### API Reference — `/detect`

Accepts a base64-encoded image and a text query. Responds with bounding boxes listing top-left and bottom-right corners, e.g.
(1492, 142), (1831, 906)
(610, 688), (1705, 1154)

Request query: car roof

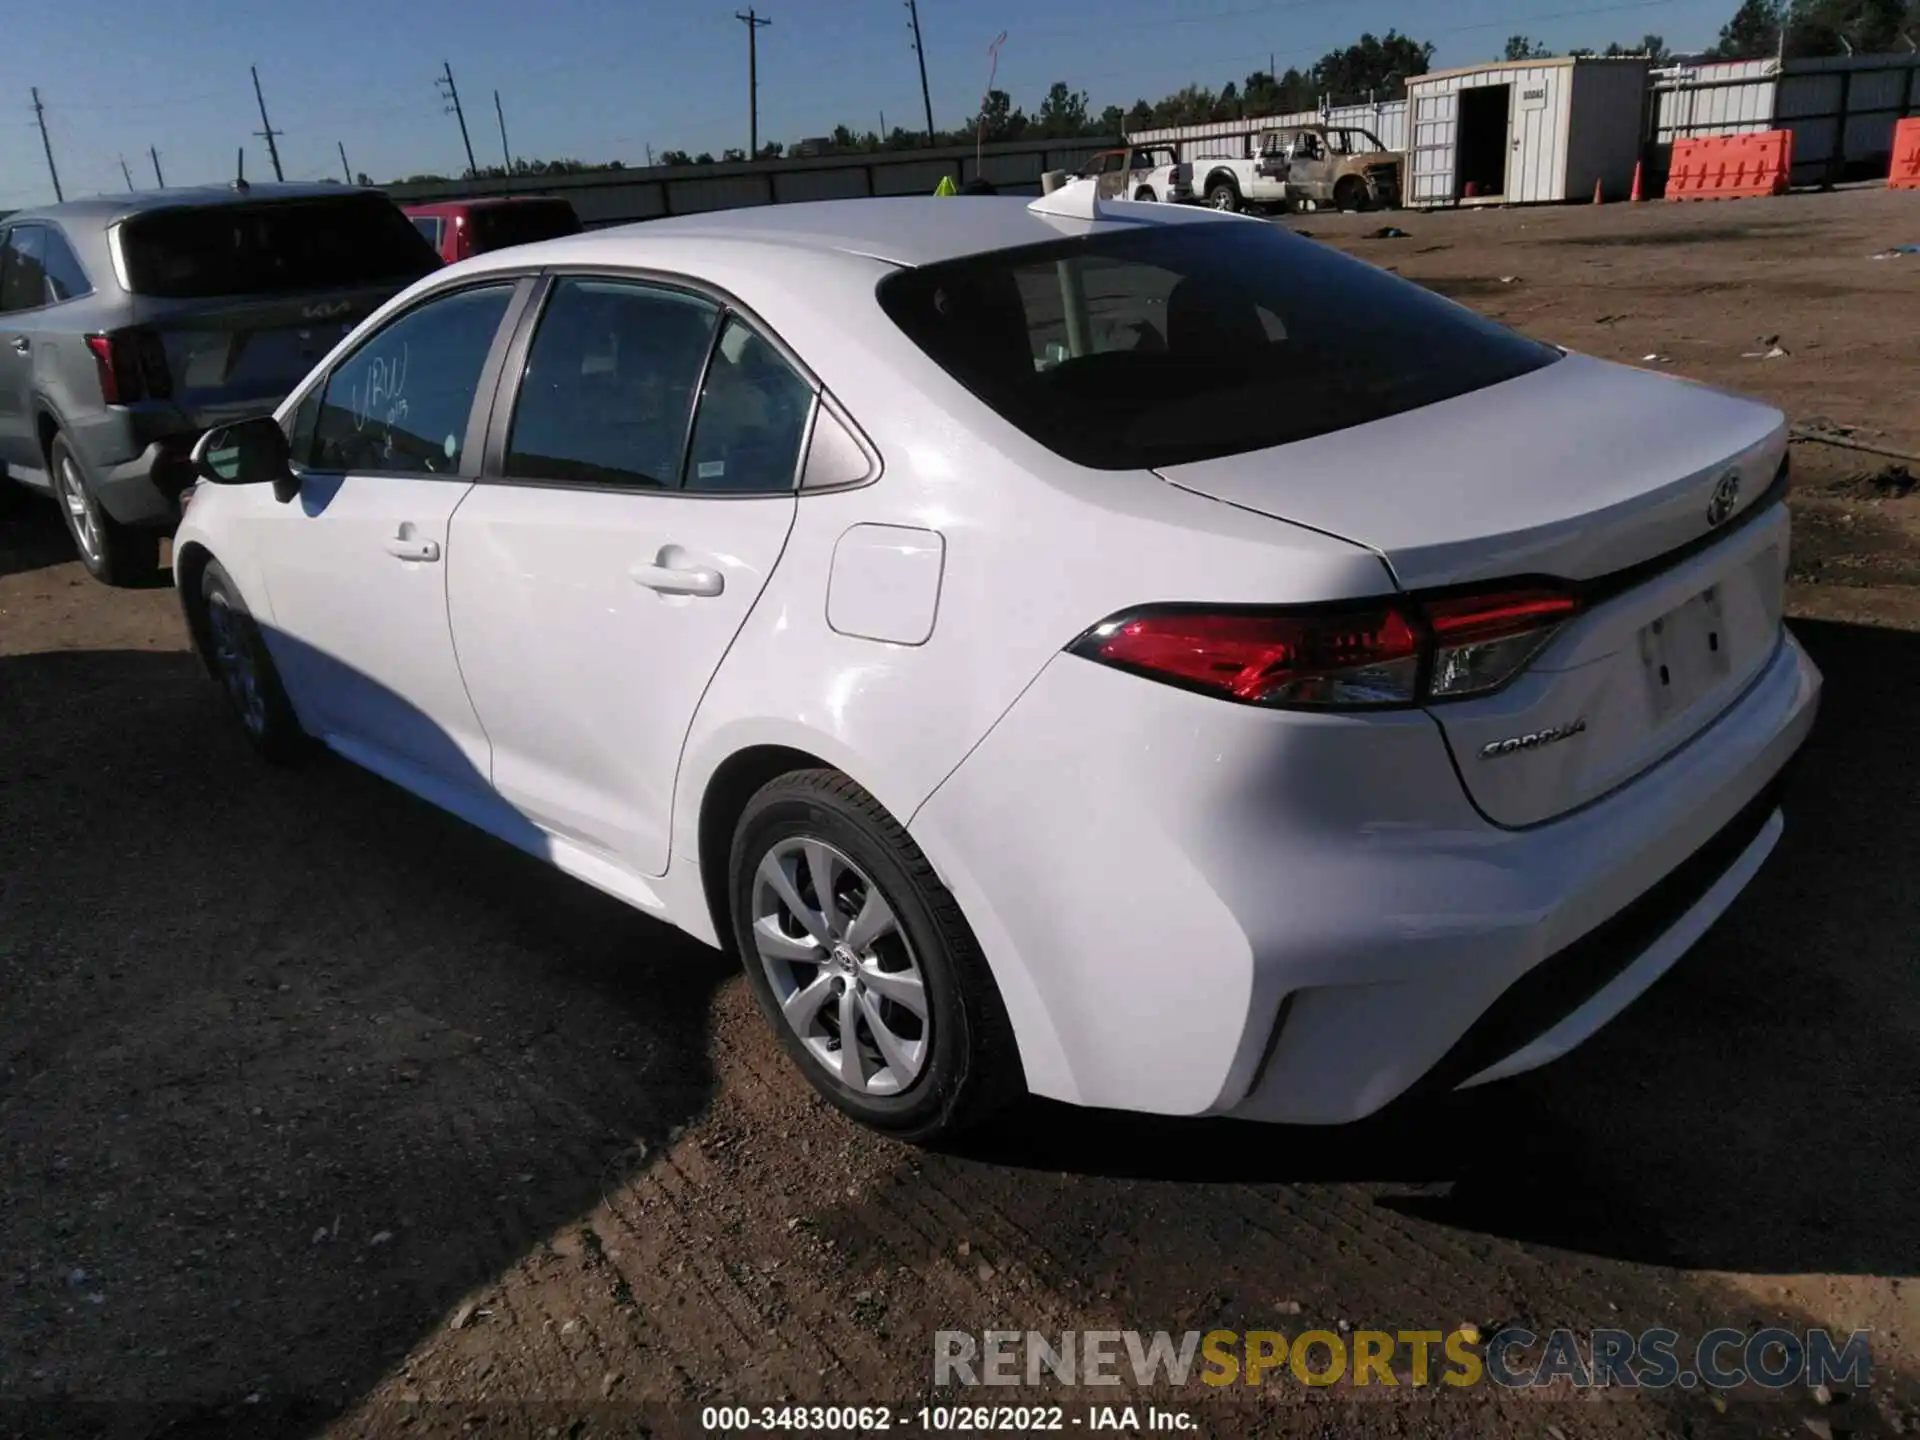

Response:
(456, 194), (1234, 271)
(3, 182), (391, 229)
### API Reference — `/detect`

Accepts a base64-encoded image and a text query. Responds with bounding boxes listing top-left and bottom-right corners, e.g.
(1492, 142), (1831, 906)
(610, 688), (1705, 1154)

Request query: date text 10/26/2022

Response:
(700, 1406), (1193, 1432)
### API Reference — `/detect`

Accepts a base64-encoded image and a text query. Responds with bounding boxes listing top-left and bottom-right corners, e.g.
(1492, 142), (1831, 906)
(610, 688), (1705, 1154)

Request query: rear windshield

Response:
(875, 222), (1561, 470)
(121, 196), (440, 299)
(470, 201), (582, 253)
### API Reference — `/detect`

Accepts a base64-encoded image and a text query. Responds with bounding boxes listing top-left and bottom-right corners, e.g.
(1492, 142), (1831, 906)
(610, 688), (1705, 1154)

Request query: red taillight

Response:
(1071, 604), (1424, 709)
(1071, 586), (1581, 711)
(85, 334), (127, 404)
(84, 329), (171, 405)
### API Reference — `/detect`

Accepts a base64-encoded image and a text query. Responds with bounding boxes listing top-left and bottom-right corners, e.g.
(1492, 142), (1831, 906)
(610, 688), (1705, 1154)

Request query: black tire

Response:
(729, 769), (1023, 1143)
(48, 432), (161, 586)
(1334, 177), (1369, 213)
(1134, 186), (1157, 203)
(199, 560), (309, 765)
(1205, 177), (1241, 211)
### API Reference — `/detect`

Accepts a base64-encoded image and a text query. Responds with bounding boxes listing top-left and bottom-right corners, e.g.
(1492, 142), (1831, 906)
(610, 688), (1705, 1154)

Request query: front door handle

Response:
(631, 546), (724, 598)
(385, 536), (441, 562)
(9, 337), (26, 354)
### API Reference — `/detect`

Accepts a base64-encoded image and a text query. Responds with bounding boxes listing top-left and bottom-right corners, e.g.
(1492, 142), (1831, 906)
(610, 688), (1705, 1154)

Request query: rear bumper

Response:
(90, 439), (199, 527)
(910, 627), (1821, 1122)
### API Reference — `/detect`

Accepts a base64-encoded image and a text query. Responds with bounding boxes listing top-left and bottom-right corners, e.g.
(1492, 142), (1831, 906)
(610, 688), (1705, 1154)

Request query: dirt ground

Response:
(2, 187), (1917, 1440)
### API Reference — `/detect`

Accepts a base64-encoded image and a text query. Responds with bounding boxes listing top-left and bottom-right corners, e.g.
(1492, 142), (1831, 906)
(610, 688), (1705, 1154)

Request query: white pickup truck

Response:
(1186, 123), (1403, 214)
(1076, 145), (1194, 204)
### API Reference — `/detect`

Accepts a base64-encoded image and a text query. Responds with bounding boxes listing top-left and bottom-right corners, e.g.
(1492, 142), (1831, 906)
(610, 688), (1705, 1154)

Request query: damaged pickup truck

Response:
(1256, 123), (1404, 212)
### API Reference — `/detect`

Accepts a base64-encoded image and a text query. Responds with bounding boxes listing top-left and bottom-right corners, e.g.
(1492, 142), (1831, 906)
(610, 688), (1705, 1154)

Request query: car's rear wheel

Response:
(49, 434), (160, 586)
(200, 559), (309, 764)
(729, 769), (1022, 1143)
(1206, 178), (1241, 211)
(1134, 186), (1157, 202)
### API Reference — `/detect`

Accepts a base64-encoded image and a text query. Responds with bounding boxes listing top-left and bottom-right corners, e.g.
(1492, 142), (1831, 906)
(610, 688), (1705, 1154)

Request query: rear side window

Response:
(410, 215), (445, 249)
(506, 279), (720, 489)
(683, 318), (815, 493)
(40, 228), (91, 302)
(0, 227), (46, 313)
(469, 202), (582, 254)
(120, 196), (439, 299)
(876, 222), (1560, 470)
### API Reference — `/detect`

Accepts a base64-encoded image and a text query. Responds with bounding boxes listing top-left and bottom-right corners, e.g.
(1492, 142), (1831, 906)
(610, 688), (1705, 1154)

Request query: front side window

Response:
(410, 215), (445, 249)
(506, 279), (719, 489)
(876, 223), (1561, 470)
(309, 283), (514, 475)
(683, 317), (815, 494)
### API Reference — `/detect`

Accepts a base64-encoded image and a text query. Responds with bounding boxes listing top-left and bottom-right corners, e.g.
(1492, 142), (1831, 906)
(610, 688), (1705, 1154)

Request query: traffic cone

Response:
(1593, 177), (1604, 204)
(1630, 160), (1645, 202)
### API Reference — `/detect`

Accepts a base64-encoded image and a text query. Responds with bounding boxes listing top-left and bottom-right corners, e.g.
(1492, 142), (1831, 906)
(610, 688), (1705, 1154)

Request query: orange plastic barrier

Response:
(1892, 117), (1920, 191)
(1666, 130), (1793, 202)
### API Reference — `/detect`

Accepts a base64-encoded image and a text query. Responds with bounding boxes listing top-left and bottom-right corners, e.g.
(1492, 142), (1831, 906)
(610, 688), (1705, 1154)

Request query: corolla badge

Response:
(1480, 718), (1587, 760)
(1706, 470), (1742, 528)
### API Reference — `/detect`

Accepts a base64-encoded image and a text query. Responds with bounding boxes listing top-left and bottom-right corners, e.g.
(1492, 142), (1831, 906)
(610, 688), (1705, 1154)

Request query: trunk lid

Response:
(128, 288), (396, 427)
(1155, 353), (1791, 826)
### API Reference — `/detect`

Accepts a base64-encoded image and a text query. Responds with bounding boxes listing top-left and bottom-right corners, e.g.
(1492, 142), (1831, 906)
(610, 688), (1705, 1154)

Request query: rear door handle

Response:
(385, 537), (441, 562)
(631, 547), (724, 597)
(633, 563), (724, 597)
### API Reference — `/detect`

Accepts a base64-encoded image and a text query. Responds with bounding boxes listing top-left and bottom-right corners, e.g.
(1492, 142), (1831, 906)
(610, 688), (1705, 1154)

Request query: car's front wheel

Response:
(729, 769), (1021, 1143)
(199, 559), (309, 764)
(1134, 186), (1157, 203)
(1206, 179), (1241, 211)
(49, 434), (160, 587)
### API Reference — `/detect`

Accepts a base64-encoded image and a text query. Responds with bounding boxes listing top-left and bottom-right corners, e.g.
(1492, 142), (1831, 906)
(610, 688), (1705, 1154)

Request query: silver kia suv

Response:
(0, 183), (439, 584)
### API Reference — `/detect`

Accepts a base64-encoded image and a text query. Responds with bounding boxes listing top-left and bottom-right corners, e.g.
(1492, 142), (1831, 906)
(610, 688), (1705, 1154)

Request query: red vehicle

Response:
(403, 196), (582, 264)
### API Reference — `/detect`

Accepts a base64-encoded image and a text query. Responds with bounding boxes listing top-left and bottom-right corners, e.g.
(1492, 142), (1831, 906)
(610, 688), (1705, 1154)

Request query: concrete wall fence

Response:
(383, 135), (1120, 229)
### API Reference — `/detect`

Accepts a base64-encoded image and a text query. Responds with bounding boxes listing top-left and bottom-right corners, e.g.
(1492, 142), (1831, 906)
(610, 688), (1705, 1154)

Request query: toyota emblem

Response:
(1707, 470), (1742, 528)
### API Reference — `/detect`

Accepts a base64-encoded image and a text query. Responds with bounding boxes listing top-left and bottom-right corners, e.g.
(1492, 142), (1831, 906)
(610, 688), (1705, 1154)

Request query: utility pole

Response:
(735, 9), (772, 158)
(119, 156), (135, 191)
(905, 0), (935, 141)
(251, 65), (285, 181)
(150, 145), (165, 187)
(338, 140), (353, 184)
(493, 89), (515, 174)
(31, 88), (63, 203)
(437, 61), (478, 177)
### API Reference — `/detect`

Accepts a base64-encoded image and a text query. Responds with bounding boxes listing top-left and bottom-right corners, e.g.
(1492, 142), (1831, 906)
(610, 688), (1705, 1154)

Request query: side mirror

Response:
(191, 415), (299, 504)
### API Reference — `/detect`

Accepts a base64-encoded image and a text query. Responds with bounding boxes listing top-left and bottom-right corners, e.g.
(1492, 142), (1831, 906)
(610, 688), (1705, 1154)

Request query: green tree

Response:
(756, 141), (784, 159)
(1783, 0), (1916, 53)
(1034, 81), (1091, 137)
(1124, 98), (1155, 130)
(976, 89), (1029, 141)
(1313, 31), (1435, 99)
(1505, 34), (1553, 59)
(1713, 0), (1786, 54)
(1097, 103), (1125, 135)
(660, 149), (691, 166)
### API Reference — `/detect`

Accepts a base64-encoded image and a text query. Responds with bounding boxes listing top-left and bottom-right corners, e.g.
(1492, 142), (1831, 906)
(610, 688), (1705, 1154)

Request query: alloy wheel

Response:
(207, 594), (268, 738)
(750, 837), (930, 1096)
(56, 454), (102, 565)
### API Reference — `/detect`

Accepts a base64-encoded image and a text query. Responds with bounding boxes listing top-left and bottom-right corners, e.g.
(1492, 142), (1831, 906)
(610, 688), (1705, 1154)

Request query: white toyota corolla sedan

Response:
(173, 187), (1820, 1142)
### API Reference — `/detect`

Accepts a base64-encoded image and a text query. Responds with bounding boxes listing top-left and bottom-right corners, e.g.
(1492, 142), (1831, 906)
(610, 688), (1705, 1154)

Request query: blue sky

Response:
(1, 0), (1736, 205)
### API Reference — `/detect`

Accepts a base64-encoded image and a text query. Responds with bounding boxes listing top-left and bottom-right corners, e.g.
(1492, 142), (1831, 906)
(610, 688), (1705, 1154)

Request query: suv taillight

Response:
(83, 328), (173, 405)
(1069, 586), (1582, 711)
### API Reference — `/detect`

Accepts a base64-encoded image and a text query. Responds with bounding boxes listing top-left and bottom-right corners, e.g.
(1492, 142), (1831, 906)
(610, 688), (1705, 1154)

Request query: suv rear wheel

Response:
(49, 433), (160, 586)
(729, 769), (1022, 1143)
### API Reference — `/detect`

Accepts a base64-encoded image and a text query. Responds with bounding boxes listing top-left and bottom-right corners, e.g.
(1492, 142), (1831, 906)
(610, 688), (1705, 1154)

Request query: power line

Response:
(251, 65), (286, 182)
(30, 88), (64, 203)
(735, 9), (773, 158)
(494, 89), (515, 174)
(436, 61), (478, 178)
(905, 0), (936, 140)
